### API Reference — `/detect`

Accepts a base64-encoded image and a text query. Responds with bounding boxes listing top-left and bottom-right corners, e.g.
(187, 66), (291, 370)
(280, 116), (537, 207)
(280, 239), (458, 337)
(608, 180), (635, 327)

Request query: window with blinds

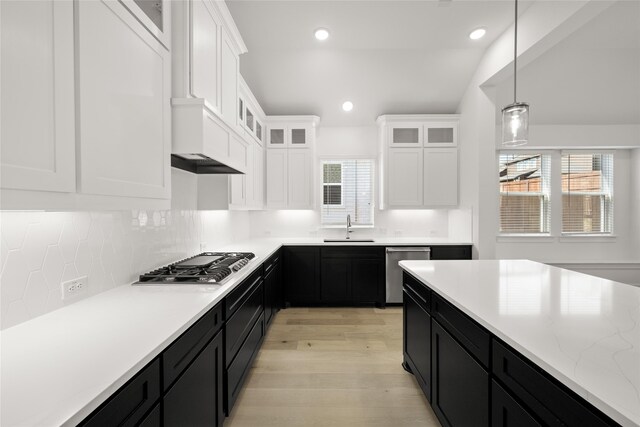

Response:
(499, 153), (551, 234)
(561, 153), (613, 234)
(321, 160), (374, 226)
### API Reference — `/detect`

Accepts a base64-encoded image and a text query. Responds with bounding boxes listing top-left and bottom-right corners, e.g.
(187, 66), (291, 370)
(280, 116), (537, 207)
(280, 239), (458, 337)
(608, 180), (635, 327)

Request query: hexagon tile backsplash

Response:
(0, 210), (207, 330)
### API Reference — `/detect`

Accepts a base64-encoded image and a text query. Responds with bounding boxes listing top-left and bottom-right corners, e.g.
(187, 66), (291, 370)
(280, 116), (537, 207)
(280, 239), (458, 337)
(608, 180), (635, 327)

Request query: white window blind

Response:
(561, 153), (613, 234)
(499, 153), (551, 234)
(321, 160), (374, 226)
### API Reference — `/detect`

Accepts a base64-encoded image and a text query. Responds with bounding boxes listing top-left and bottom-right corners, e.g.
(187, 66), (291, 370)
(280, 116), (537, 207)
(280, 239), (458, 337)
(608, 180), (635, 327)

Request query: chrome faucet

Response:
(346, 214), (353, 239)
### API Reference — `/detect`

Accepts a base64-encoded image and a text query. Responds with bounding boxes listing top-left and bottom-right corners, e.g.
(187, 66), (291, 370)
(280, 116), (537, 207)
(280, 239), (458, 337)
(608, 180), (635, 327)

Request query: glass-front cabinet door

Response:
(424, 122), (458, 147)
(120, 0), (170, 48)
(389, 124), (423, 147)
(268, 127), (287, 148)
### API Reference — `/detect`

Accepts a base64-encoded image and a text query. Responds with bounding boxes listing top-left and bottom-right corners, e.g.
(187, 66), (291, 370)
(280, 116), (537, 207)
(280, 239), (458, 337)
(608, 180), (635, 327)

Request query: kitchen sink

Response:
(323, 239), (375, 243)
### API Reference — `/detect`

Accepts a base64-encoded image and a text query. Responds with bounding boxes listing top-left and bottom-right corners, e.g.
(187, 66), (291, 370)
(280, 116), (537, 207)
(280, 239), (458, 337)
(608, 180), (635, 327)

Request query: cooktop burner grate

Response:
(136, 252), (255, 285)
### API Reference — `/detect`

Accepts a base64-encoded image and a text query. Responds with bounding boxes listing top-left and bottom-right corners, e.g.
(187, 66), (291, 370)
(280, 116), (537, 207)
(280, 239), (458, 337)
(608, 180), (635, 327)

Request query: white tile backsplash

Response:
(0, 209), (250, 330)
(0, 205), (466, 330)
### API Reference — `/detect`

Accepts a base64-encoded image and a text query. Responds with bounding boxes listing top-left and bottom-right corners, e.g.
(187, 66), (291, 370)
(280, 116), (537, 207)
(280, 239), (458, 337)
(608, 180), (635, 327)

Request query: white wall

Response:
(0, 209), (251, 330)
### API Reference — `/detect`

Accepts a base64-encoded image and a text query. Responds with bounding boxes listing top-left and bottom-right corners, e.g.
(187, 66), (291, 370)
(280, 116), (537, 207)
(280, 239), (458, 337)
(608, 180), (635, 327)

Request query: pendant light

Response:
(502, 0), (529, 146)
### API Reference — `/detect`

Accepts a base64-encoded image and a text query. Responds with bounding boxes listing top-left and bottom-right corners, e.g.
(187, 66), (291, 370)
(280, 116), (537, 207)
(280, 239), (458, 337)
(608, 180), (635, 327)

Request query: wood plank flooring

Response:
(226, 307), (441, 427)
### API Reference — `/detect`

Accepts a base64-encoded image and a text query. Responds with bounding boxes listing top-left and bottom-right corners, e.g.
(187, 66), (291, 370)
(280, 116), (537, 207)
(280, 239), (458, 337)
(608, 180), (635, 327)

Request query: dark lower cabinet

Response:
(284, 246), (320, 305)
(226, 314), (265, 414)
(403, 286), (432, 401)
(351, 258), (383, 303)
(317, 247), (384, 306)
(430, 245), (472, 260)
(138, 403), (161, 427)
(164, 329), (224, 427)
(264, 250), (283, 326)
(321, 258), (351, 302)
(431, 320), (489, 427)
(492, 380), (541, 427)
(81, 359), (161, 427)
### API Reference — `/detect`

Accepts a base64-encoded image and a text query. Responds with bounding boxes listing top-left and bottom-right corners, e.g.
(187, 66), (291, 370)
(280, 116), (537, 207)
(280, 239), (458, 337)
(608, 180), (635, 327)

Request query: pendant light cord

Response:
(513, 0), (518, 103)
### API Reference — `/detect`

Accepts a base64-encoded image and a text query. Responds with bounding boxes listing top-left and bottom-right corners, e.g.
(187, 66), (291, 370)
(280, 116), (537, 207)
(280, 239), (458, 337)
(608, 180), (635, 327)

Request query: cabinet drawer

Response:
(226, 313), (266, 414)
(82, 358), (160, 427)
(321, 246), (384, 259)
(430, 245), (471, 260)
(492, 340), (614, 427)
(492, 380), (541, 427)
(226, 268), (263, 319)
(403, 272), (431, 312)
(163, 303), (223, 391)
(264, 251), (281, 275)
(226, 279), (264, 364)
(432, 293), (490, 367)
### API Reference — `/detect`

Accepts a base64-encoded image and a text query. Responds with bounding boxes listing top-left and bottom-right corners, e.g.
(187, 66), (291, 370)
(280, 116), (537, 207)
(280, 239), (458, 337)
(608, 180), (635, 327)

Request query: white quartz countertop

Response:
(0, 236), (470, 426)
(399, 259), (640, 427)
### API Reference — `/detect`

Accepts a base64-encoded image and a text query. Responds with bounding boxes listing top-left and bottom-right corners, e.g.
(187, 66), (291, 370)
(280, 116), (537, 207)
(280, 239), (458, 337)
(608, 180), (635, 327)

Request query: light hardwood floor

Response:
(226, 307), (441, 427)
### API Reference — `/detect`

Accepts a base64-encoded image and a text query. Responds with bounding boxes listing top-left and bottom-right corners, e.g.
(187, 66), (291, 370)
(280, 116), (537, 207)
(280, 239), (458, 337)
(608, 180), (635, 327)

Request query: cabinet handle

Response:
(386, 247), (431, 253)
(404, 283), (428, 305)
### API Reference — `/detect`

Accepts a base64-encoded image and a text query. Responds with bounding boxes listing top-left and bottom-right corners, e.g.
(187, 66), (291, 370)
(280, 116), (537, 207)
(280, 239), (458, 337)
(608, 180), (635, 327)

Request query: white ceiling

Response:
(228, 0), (533, 126)
(495, 0), (640, 125)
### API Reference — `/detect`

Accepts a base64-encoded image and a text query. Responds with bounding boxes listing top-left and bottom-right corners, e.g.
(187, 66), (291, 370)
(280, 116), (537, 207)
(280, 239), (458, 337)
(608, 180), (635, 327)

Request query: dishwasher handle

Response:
(386, 247), (431, 253)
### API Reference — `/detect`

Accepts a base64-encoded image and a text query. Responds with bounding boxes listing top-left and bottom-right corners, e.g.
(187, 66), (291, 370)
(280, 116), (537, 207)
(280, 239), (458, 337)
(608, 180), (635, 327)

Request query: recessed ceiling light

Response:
(342, 101), (353, 112)
(314, 28), (330, 41)
(469, 27), (487, 40)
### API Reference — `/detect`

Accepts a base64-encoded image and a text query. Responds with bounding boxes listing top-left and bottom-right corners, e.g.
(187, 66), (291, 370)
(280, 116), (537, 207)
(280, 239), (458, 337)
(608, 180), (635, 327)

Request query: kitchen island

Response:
(399, 259), (639, 427)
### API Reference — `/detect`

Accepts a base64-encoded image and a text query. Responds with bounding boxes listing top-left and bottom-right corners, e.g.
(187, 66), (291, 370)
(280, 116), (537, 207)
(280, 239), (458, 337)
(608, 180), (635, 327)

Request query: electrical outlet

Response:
(61, 276), (88, 301)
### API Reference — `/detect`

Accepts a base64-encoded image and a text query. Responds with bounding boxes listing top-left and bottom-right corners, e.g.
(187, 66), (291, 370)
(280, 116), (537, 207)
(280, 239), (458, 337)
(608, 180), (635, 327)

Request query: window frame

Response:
(498, 151), (552, 236)
(322, 161), (345, 209)
(496, 149), (616, 239)
(319, 157), (375, 228)
(560, 150), (614, 236)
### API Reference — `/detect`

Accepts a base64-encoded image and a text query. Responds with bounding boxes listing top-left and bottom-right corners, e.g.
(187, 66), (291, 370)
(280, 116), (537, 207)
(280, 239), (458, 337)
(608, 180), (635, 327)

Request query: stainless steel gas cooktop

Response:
(135, 252), (255, 285)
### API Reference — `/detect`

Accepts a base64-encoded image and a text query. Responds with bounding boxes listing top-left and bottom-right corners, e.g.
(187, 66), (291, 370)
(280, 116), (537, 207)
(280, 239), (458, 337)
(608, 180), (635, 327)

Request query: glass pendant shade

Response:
(501, 102), (529, 146)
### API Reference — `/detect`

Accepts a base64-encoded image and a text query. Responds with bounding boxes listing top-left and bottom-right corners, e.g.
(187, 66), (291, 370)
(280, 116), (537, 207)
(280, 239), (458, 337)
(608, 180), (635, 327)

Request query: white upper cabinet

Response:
(1, 0), (76, 193)
(287, 149), (313, 208)
(77, 0), (170, 199)
(238, 75), (266, 145)
(265, 150), (288, 209)
(264, 116), (319, 209)
(171, 0), (246, 123)
(189, 0), (220, 112)
(120, 0), (171, 48)
(423, 149), (458, 207)
(387, 148), (424, 207)
(220, 28), (239, 128)
(378, 114), (459, 209)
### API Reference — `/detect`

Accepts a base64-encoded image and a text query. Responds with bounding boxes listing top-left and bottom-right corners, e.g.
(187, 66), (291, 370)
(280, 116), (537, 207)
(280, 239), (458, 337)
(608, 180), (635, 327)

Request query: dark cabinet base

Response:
(164, 330), (224, 427)
(431, 320), (489, 427)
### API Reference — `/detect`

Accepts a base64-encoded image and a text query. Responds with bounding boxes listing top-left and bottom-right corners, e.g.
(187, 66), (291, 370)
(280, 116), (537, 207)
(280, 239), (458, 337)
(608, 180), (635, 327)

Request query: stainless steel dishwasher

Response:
(385, 247), (431, 303)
